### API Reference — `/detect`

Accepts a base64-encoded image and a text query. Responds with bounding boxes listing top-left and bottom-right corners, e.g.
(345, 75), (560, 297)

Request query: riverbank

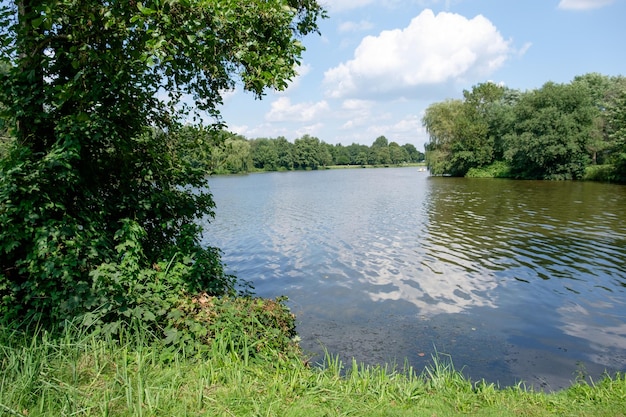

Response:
(241, 162), (426, 174)
(323, 162), (426, 170)
(2, 319), (624, 416)
(466, 161), (625, 183)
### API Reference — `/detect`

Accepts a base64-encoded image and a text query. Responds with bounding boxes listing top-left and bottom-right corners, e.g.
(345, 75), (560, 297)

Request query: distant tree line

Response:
(178, 129), (425, 174)
(423, 73), (626, 181)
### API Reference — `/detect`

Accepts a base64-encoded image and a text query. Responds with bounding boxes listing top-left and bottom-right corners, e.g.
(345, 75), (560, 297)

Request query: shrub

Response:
(164, 295), (300, 360)
(466, 161), (512, 178)
(583, 164), (620, 182)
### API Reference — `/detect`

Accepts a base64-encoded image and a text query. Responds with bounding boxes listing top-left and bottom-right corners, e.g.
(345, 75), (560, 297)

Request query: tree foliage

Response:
(0, 0), (325, 327)
(503, 82), (593, 180)
(605, 86), (626, 180)
(201, 133), (424, 173)
(423, 74), (626, 181)
(423, 99), (465, 175)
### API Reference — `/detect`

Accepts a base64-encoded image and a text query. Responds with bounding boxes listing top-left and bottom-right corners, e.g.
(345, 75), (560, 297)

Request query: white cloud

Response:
(323, 9), (512, 99)
(339, 103), (374, 129)
(517, 42), (532, 58)
(363, 114), (425, 143)
(333, 99), (429, 148)
(558, 0), (615, 10)
(265, 97), (330, 122)
(341, 99), (374, 111)
(338, 20), (375, 33)
(229, 122), (292, 139)
(295, 123), (325, 137)
(228, 124), (249, 136)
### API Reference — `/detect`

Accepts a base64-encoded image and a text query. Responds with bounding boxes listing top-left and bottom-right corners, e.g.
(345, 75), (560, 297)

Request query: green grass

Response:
(1, 324), (625, 416)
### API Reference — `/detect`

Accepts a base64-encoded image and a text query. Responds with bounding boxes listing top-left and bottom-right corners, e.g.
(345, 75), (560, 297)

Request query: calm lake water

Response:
(201, 167), (626, 390)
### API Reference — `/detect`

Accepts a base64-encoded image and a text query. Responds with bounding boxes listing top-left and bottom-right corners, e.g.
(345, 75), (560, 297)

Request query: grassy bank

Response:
(465, 161), (626, 183)
(1, 321), (625, 417)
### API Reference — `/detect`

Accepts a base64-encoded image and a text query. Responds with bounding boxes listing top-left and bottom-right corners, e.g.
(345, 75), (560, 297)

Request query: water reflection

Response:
(420, 177), (626, 382)
(203, 169), (626, 388)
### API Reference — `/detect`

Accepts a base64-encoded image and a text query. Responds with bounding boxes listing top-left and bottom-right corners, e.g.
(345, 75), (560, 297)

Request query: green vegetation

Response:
(1, 2), (624, 415)
(183, 130), (425, 175)
(466, 161), (512, 178)
(0, 0), (325, 330)
(423, 74), (626, 181)
(583, 164), (621, 182)
(2, 322), (625, 416)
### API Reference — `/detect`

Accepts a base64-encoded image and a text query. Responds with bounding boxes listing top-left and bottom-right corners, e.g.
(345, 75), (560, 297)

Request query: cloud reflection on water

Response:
(204, 169), (626, 386)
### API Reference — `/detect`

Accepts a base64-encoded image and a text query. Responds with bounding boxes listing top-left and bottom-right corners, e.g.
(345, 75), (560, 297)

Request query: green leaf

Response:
(137, 2), (156, 15)
(31, 17), (43, 28)
(163, 327), (179, 344)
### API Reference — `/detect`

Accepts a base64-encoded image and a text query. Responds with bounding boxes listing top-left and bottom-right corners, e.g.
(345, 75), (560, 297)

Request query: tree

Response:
(372, 136), (389, 148)
(605, 77), (626, 180)
(572, 73), (614, 165)
(389, 141), (409, 164)
(293, 134), (330, 169)
(275, 136), (295, 170)
(0, 0), (325, 326)
(487, 88), (520, 161)
(251, 138), (280, 171)
(220, 134), (252, 174)
(422, 99), (464, 175)
(368, 136), (391, 165)
(345, 143), (368, 165)
(332, 144), (351, 165)
(454, 82), (506, 170)
(402, 143), (424, 162)
(504, 82), (593, 180)
(424, 82), (505, 176)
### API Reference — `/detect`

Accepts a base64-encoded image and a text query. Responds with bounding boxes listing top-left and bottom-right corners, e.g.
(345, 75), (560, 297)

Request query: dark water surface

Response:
(201, 167), (626, 390)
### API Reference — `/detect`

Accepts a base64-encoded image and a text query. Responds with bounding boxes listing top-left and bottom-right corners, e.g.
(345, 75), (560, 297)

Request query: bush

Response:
(164, 295), (300, 360)
(583, 164), (618, 182)
(466, 161), (512, 178)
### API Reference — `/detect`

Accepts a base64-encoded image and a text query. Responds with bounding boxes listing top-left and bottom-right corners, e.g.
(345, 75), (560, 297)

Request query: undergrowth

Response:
(466, 161), (512, 178)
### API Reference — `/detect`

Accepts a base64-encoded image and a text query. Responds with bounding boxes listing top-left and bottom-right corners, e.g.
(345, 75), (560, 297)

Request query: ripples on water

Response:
(202, 168), (626, 390)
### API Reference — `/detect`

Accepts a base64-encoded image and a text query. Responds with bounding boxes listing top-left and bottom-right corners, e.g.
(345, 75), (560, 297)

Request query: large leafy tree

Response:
(572, 73), (614, 165)
(251, 138), (280, 170)
(456, 82), (506, 169)
(0, 0), (324, 325)
(605, 77), (626, 180)
(401, 143), (424, 163)
(504, 82), (594, 180)
(388, 141), (409, 164)
(293, 134), (330, 169)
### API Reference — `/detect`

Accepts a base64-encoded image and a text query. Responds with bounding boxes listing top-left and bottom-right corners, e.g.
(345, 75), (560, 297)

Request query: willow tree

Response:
(422, 99), (464, 175)
(423, 83), (506, 176)
(0, 0), (325, 326)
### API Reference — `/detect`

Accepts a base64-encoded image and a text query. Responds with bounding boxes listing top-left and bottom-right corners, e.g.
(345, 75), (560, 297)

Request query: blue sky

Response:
(218, 0), (625, 151)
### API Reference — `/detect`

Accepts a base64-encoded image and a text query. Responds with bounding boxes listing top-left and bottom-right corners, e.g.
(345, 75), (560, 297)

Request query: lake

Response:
(200, 167), (626, 390)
